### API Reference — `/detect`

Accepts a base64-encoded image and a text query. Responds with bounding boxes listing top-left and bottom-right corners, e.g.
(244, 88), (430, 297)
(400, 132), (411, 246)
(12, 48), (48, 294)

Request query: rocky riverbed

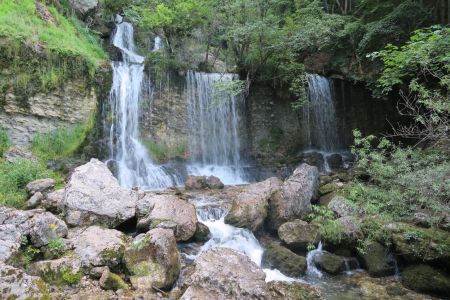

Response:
(1, 158), (449, 299)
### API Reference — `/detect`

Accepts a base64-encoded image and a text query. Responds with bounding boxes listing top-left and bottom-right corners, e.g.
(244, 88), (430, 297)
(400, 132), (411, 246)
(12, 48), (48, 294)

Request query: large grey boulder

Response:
(313, 251), (346, 275)
(180, 248), (269, 299)
(0, 262), (50, 299)
(68, 226), (126, 270)
(278, 219), (320, 251)
(225, 177), (282, 232)
(62, 158), (137, 227)
(0, 224), (22, 263)
(28, 211), (68, 247)
(124, 228), (180, 290)
(269, 164), (319, 230)
(136, 193), (197, 241)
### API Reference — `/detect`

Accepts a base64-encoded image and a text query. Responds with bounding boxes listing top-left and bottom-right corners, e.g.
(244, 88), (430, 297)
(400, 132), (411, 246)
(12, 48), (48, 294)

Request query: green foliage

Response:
(48, 238), (65, 258)
(347, 130), (450, 227)
(0, 0), (106, 101)
(0, 159), (61, 208)
(32, 116), (94, 161)
(142, 139), (186, 163)
(308, 205), (344, 245)
(62, 269), (82, 286)
(0, 127), (9, 157)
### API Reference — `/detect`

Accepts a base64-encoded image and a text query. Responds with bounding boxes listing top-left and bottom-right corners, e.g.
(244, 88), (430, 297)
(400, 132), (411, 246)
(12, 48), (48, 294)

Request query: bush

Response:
(31, 122), (92, 161)
(0, 127), (9, 157)
(0, 159), (60, 208)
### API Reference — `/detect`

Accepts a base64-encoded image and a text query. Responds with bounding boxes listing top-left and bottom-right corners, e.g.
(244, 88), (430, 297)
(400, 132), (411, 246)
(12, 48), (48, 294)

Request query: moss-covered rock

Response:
(262, 241), (307, 277)
(319, 182), (340, 196)
(268, 281), (324, 299)
(30, 256), (82, 287)
(386, 223), (450, 265)
(401, 264), (450, 297)
(124, 228), (180, 290)
(99, 269), (129, 291)
(278, 219), (320, 252)
(359, 241), (395, 277)
(313, 251), (346, 275)
(192, 222), (210, 242)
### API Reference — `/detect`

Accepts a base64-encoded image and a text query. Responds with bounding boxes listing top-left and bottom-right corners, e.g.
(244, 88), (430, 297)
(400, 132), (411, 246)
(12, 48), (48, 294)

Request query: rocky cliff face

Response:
(0, 80), (97, 145)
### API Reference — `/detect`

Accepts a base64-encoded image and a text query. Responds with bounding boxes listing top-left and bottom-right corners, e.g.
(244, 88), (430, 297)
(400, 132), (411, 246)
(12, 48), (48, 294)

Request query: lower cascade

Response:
(186, 71), (249, 184)
(108, 17), (182, 189)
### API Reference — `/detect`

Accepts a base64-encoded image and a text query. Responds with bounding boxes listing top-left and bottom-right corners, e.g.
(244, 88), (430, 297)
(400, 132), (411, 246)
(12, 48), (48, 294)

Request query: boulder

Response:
(26, 191), (44, 209)
(62, 158), (137, 227)
(41, 188), (64, 211)
(4, 145), (37, 162)
(28, 211), (68, 247)
(180, 248), (268, 299)
(69, 226), (126, 270)
(268, 281), (324, 300)
(313, 251), (346, 275)
(124, 228), (180, 290)
(99, 269), (129, 291)
(278, 219), (320, 251)
(262, 241), (307, 277)
(318, 182), (340, 196)
(26, 178), (55, 195)
(69, 0), (99, 19)
(359, 241), (396, 277)
(268, 164), (319, 230)
(192, 222), (210, 242)
(327, 196), (357, 217)
(335, 216), (363, 246)
(0, 262), (50, 299)
(225, 177), (282, 232)
(0, 224), (22, 263)
(326, 153), (343, 169)
(136, 193), (197, 241)
(401, 264), (450, 297)
(184, 175), (224, 190)
(386, 222), (450, 264)
(30, 256), (82, 286)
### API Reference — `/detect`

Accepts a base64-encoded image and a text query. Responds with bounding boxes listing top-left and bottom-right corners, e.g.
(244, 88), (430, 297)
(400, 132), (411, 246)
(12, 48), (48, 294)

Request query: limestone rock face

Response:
(225, 177), (282, 232)
(185, 175), (224, 190)
(124, 228), (180, 290)
(0, 80), (97, 145)
(68, 226), (126, 270)
(136, 193), (197, 241)
(278, 219), (320, 251)
(62, 159), (137, 227)
(0, 262), (50, 299)
(262, 241), (307, 277)
(180, 248), (268, 299)
(269, 164), (319, 230)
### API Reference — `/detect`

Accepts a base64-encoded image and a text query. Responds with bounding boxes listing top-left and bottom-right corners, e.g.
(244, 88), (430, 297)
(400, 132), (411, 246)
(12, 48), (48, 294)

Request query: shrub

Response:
(0, 127), (9, 157)
(0, 159), (60, 208)
(31, 121), (93, 161)
(48, 238), (65, 258)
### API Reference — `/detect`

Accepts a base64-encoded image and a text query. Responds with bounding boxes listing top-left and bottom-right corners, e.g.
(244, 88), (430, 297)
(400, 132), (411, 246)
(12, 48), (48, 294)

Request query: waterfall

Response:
(153, 36), (163, 51)
(302, 74), (341, 152)
(108, 16), (181, 190)
(186, 71), (247, 184)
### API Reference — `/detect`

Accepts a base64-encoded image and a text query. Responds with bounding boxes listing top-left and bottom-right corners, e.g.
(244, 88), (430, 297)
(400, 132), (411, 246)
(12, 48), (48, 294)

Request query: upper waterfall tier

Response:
(108, 17), (181, 190)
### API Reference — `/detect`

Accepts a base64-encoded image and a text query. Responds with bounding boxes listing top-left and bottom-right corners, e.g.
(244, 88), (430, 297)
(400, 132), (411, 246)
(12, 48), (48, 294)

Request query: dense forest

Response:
(0, 0), (449, 299)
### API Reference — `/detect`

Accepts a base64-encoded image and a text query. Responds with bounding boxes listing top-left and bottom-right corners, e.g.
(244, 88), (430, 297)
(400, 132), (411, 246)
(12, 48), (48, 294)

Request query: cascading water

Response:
(108, 16), (181, 190)
(186, 71), (247, 184)
(302, 74), (341, 152)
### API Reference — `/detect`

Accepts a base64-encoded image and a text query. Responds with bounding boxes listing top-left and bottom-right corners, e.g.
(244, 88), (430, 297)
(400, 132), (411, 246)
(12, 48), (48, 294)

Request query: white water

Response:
(186, 71), (247, 185)
(302, 74), (342, 152)
(189, 196), (298, 282)
(306, 241), (324, 278)
(108, 16), (182, 190)
(153, 36), (163, 51)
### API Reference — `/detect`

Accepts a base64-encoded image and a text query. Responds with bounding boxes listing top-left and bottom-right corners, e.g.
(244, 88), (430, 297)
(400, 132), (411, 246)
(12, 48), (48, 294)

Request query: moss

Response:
(101, 271), (129, 291)
(62, 269), (81, 285)
(401, 264), (450, 296)
(37, 265), (81, 287)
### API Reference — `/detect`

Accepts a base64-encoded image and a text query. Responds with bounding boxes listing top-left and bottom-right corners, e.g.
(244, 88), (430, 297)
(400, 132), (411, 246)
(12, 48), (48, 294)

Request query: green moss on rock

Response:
(401, 264), (450, 297)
